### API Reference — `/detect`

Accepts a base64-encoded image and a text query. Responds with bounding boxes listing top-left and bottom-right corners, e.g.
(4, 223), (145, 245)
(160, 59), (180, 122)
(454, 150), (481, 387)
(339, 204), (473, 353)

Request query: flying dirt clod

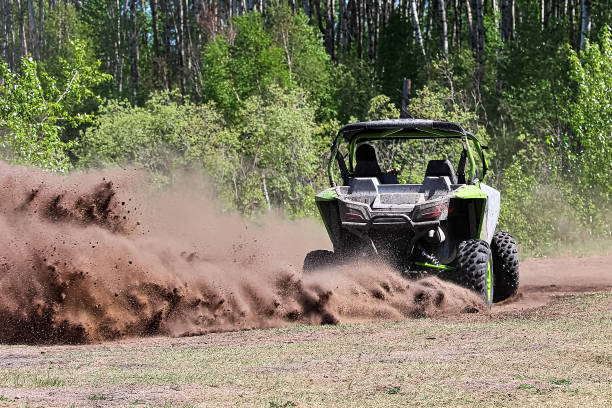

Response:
(0, 162), (484, 344)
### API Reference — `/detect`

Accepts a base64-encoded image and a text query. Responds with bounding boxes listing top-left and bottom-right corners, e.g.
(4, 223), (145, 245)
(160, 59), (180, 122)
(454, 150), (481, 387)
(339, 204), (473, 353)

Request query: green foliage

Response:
(335, 59), (378, 123)
(201, 12), (291, 121)
(565, 27), (612, 202)
(498, 161), (578, 256)
(265, 2), (337, 121)
(0, 42), (110, 171)
(42, 2), (93, 70)
(365, 95), (400, 120)
(200, 37), (236, 117)
(79, 86), (323, 216)
(376, 12), (422, 106)
(78, 91), (239, 202)
(232, 85), (323, 216)
(2, 3), (610, 256)
(400, 84), (489, 184)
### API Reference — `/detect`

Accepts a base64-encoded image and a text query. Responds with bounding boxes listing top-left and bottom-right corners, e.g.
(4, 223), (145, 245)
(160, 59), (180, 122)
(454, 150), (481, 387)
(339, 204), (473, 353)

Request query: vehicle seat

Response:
(424, 159), (458, 184)
(353, 144), (383, 179)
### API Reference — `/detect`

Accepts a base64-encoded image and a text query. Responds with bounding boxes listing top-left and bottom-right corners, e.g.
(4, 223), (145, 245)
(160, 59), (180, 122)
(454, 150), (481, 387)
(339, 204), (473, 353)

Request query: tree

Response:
(234, 85), (322, 215)
(566, 26), (612, 200)
(0, 41), (110, 171)
(78, 91), (238, 195)
(437, 0), (449, 55)
(580, 0), (591, 51)
(201, 11), (291, 121)
(265, 2), (337, 120)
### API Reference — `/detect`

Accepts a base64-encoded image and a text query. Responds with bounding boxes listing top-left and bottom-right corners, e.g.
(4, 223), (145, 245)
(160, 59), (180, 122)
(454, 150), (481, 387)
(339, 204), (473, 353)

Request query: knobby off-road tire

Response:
(303, 250), (336, 273)
(491, 231), (520, 302)
(455, 239), (494, 306)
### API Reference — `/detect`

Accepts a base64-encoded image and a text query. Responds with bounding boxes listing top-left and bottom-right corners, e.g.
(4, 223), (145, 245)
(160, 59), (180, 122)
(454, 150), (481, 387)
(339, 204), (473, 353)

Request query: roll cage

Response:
(328, 119), (488, 187)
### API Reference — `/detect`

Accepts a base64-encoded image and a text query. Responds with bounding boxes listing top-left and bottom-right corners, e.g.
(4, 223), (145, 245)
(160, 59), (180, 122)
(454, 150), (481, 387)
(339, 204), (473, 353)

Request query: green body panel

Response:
(486, 260), (493, 303)
(453, 185), (488, 240)
(315, 188), (338, 201)
(414, 262), (456, 271)
(453, 185), (487, 199)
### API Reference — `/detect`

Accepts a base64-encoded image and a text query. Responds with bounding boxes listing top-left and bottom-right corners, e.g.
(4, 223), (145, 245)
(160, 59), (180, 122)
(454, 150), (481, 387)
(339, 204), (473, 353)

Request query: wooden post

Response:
(401, 78), (412, 118)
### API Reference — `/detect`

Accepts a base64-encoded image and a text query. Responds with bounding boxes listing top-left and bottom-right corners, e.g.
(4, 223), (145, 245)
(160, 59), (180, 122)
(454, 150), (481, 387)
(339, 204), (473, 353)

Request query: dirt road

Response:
(0, 255), (610, 408)
(496, 254), (612, 310)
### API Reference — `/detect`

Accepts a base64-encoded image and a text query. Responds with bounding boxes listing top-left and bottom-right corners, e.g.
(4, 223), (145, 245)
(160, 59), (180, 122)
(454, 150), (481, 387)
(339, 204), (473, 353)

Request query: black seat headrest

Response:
(356, 144), (377, 161)
(424, 159), (457, 184)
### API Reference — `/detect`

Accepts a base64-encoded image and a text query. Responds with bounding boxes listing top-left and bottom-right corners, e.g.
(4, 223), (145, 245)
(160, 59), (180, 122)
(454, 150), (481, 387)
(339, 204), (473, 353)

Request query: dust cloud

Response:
(0, 162), (483, 344)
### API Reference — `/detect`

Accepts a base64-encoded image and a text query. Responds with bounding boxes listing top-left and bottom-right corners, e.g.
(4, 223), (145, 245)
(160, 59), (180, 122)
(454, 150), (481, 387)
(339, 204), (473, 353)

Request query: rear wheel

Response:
(303, 250), (336, 273)
(455, 239), (494, 306)
(491, 231), (520, 302)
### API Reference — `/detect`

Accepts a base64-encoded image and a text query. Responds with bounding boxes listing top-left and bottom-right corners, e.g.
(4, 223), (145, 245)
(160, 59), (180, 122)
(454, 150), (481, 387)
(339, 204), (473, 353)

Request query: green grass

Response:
(0, 291), (610, 407)
(0, 395), (14, 402)
(268, 401), (297, 408)
(0, 371), (65, 388)
(88, 393), (109, 400)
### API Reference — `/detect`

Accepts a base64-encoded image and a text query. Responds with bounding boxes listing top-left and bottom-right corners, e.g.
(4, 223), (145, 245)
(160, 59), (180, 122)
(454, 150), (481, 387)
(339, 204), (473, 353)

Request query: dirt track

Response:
(0, 255), (610, 408)
(0, 162), (610, 406)
(496, 254), (612, 311)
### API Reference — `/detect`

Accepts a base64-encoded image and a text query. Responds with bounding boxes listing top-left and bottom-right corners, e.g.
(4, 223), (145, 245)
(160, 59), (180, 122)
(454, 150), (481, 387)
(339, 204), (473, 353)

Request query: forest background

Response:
(0, 0), (610, 256)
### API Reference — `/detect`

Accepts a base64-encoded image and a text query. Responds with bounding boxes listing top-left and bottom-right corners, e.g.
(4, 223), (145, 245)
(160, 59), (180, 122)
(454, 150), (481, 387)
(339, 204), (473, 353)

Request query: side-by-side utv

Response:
(305, 119), (519, 305)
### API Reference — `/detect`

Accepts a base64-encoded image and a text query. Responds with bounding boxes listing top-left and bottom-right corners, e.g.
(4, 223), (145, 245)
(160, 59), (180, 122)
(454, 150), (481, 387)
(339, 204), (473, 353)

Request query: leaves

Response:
(0, 41), (109, 171)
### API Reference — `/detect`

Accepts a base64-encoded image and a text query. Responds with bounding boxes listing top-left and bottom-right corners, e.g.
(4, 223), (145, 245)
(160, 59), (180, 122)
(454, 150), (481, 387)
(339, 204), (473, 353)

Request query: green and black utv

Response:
(305, 119), (519, 305)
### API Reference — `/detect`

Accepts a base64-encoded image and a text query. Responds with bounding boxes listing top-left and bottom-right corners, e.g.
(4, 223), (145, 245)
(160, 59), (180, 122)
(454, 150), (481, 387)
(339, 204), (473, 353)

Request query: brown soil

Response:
(495, 255), (612, 312)
(0, 162), (610, 345)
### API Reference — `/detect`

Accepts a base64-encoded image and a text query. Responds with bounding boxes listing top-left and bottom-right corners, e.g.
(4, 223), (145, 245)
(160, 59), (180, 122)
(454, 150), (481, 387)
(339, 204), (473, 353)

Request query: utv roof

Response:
(329, 119), (487, 186)
(339, 119), (467, 140)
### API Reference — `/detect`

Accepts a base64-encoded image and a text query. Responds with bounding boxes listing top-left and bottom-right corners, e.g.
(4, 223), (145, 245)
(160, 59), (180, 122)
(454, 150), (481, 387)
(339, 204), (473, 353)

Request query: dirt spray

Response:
(0, 163), (484, 344)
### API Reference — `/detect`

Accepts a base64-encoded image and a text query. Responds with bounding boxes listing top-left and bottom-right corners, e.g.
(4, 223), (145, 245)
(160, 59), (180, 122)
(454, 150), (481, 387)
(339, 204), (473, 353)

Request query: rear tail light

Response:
(345, 212), (365, 221)
(414, 203), (447, 221)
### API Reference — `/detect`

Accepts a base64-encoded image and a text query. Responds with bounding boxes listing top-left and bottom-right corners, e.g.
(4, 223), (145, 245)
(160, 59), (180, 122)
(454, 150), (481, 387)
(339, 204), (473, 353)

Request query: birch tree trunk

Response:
(37, 0), (43, 56)
(16, 0), (27, 59)
(409, 0), (425, 56)
(579, 0), (590, 51)
(161, 0), (172, 88)
(366, 0), (375, 61)
(113, 0), (123, 93)
(325, 0), (335, 60)
(150, 0), (160, 66)
(1, 0), (8, 64)
(337, 0), (346, 54)
(474, 0), (486, 94)
(129, 0), (139, 100)
(464, 0), (474, 50)
(501, 0), (513, 43)
(492, 0), (499, 34)
(437, 0), (448, 55)
(569, 0), (576, 49)
(27, 0), (38, 59)
(176, 0), (185, 93)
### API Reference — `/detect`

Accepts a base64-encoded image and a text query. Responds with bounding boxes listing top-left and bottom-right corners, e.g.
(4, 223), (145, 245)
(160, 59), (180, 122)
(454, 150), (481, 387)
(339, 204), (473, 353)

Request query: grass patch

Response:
(268, 402), (296, 408)
(0, 371), (65, 388)
(88, 393), (109, 401)
(550, 378), (572, 386)
(0, 395), (14, 402)
(0, 292), (609, 407)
